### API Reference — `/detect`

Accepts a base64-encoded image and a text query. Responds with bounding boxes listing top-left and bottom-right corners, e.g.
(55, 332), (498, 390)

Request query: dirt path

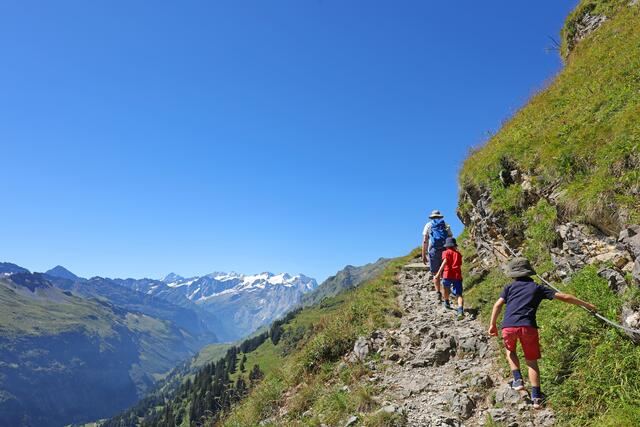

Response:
(377, 259), (556, 426)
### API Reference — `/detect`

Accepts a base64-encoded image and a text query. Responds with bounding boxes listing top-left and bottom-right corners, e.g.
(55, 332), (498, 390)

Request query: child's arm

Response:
(434, 258), (447, 279)
(488, 298), (505, 336)
(554, 292), (597, 312)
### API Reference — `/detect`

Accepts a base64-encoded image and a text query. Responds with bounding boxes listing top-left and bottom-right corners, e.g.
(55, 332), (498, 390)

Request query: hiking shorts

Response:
(428, 247), (444, 273)
(502, 326), (541, 360)
(442, 278), (463, 296)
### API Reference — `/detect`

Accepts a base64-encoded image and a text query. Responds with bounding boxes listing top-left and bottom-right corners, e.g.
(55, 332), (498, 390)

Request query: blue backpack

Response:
(429, 218), (448, 250)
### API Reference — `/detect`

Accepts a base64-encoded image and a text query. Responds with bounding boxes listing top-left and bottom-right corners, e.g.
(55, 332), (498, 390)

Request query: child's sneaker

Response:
(442, 301), (451, 309)
(510, 378), (525, 391)
(532, 396), (545, 409)
(436, 292), (442, 302)
(456, 307), (464, 319)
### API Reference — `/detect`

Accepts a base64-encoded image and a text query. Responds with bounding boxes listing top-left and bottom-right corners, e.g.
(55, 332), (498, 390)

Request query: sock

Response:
(532, 386), (542, 399)
(512, 370), (523, 381)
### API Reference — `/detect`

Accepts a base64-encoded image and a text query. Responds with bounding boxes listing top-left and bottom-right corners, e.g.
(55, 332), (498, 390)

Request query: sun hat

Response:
(429, 209), (444, 219)
(504, 257), (537, 278)
(444, 237), (457, 248)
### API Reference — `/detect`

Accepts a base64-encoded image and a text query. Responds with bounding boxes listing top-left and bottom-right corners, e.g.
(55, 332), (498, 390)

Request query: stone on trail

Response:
(350, 336), (369, 362)
(451, 393), (476, 418)
(344, 415), (358, 426)
(495, 384), (524, 406)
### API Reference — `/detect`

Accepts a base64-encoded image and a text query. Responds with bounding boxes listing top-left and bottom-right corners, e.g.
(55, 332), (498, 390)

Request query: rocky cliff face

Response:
(458, 167), (640, 340)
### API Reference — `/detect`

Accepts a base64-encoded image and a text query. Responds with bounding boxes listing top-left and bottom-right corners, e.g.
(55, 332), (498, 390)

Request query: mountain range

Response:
(118, 271), (318, 340)
(0, 262), (317, 427)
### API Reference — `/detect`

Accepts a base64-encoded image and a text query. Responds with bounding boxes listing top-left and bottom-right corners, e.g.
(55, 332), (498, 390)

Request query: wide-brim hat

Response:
(504, 257), (536, 278)
(444, 237), (457, 248)
(429, 209), (444, 219)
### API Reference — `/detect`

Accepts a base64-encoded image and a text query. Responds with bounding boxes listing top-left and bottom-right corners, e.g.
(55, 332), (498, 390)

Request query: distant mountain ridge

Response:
(301, 257), (391, 306)
(122, 271), (318, 340)
(44, 265), (82, 281)
(0, 261), (29, 276)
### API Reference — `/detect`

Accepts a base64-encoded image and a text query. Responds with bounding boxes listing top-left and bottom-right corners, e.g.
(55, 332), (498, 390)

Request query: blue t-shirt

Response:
(499, 278), (557, 328)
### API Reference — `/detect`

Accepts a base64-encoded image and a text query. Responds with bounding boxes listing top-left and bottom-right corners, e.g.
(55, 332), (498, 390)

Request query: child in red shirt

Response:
(434, 237), (464, 318)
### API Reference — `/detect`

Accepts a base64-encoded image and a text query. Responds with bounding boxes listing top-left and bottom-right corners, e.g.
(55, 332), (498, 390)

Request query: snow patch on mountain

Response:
(160, 271), (317, 301)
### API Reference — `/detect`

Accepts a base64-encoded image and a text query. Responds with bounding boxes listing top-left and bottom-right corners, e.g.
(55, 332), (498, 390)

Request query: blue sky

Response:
(0, 1), (577, 282)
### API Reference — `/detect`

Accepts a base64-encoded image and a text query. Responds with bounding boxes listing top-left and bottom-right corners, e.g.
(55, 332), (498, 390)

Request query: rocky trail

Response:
(373, 258), (556, 426)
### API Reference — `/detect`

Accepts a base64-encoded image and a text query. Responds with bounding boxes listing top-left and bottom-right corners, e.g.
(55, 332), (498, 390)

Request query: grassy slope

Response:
(459, 2), (640, 426)
(0, 279), (118, 338)
(460, 0), (639, 230)
(220, 251), (416, 426)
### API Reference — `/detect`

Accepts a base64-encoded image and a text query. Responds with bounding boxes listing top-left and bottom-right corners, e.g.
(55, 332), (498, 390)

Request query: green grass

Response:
(221, 250), (415, 426)
(230, 339), (281, 382)
(537, 267), (640, 425)
(191, 343), (232, 368)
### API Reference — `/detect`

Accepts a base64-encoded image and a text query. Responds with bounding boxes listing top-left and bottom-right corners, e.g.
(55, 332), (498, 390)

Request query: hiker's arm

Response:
(488, 298), (504, 336)
(434, 258), (447, 279)
(554, 292), (597, 312)
(421, 235), (428, 264)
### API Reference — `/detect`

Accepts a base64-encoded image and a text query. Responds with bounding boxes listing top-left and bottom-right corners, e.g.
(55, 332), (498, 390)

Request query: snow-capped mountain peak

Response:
(162, 272), (185, 283)
(155, 270), (317, 301)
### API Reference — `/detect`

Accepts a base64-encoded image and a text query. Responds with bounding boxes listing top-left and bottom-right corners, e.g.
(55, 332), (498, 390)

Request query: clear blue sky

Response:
(0, 1), (577, 282)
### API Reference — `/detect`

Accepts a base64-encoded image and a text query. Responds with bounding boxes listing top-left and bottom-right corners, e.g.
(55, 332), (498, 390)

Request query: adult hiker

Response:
(421, 209), (452, 300)
(434, 237), (464, 318)
(488, 257), (597, 409)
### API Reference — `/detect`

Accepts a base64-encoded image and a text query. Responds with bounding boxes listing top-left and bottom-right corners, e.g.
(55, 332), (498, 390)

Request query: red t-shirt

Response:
(441, 248), (463, 280)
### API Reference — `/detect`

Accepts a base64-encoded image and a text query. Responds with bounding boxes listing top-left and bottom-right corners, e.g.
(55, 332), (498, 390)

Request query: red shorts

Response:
(502, 326), (541, 360)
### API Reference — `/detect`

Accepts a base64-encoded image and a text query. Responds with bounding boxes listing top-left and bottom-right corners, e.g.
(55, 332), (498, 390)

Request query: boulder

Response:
(622, 305), (640, 344)
(376, 404), (400, 415)
(619, 225), (640, 258)
(470, 374), (494, 388)
(350, 337), (370, 362)
(344, 415), (358, 426)
(451, 393), (475, 419)
(411, 337), (455, 367)
(487, 408), (508, 423)
(597, 268), (627, 293)
(495, 385), (522, 406)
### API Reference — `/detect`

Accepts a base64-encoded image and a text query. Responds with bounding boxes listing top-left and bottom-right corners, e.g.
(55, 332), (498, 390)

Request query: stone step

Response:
(403, 262), (429, 270)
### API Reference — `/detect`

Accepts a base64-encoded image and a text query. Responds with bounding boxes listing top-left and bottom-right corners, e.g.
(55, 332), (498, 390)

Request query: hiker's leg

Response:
(502, 327), (523, 384)
(520, 327), (542, 396)
(525, 359), (540, 387)
(428, 247), (443, 296)
(442, 284), (450, 301)
(505, 348), (520, 371)
(433, 275), (441, 293)
(453, 280), (463, 309)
